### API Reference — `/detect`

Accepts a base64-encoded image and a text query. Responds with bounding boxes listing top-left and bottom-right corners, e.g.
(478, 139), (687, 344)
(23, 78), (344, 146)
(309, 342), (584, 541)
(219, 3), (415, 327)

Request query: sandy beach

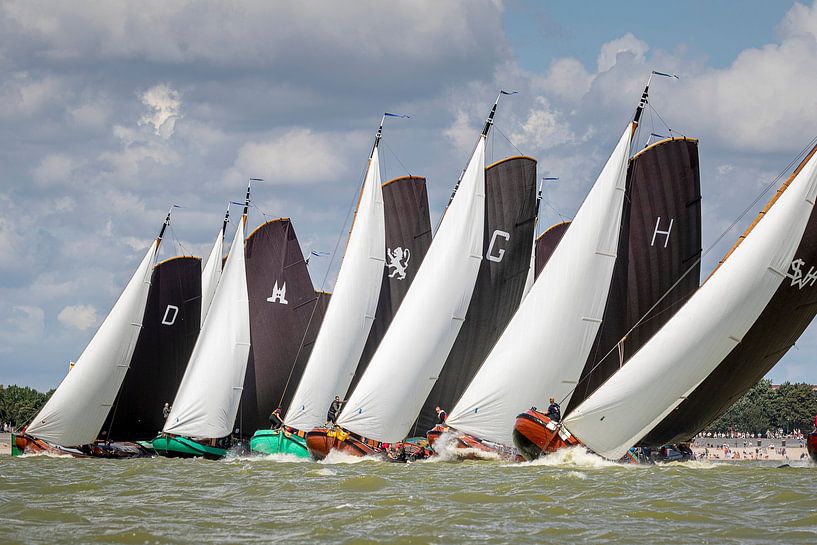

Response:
(0, 432), (10, 455)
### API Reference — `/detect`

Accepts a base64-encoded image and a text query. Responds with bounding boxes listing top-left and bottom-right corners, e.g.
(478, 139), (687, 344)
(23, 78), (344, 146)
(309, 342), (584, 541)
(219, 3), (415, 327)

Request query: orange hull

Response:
(14, 434), (87, 457)
(512, 409), (581, 461)
(305, 427), (385, 460)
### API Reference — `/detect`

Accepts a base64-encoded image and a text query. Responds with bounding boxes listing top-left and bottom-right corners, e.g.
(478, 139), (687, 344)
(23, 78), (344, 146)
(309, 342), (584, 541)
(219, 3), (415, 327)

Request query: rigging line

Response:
(493, 124), (525, 157)
(277, 164), (365, 408)
(559, 134), (817, 409)
(649, 102), (685, 138)
(381, 140), (413, 178)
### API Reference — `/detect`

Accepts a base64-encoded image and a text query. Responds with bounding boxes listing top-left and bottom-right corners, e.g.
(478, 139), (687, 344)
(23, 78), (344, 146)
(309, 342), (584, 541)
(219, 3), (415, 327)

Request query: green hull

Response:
(151, 435), (226, 460)
(10, 433), (21, 457)
(250, 429), (309, 457)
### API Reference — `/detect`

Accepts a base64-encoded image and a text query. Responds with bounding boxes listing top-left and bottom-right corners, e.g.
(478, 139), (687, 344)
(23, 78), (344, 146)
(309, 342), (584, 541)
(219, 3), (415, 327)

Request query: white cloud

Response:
(139, 83), (182, 138)
(511, 96), (575, 151)
(57, 304), (98, 331)
(0, 305), (45, 342)
(32, 153), (80, 186)
(597, 33), (649, 73)
(228, 128), (365, 186)
(443, 109), (478, 155)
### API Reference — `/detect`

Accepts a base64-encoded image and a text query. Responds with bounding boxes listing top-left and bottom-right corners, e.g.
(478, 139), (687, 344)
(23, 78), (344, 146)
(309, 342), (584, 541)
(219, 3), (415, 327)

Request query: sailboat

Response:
(100, 255), (202, 445)
(248, 116), (392, 457)
(241, 217), (330, 447)
(413, 155), (537, 435)
(347, 175), (433, 395)
(13, 210), (175, 457)
(152, 187), (252, 459)
(306, 94), (512, 460)
(532, 141), (817, 461)
(434, 89), (638, 456)
(513, 134), (702, 460)
(641, 145), (817, 448)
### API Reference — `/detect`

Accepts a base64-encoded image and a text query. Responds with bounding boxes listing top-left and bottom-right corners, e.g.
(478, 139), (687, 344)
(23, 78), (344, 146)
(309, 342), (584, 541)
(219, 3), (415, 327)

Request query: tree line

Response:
(0, 385), (54, 429)
(705, 379), (817, 435)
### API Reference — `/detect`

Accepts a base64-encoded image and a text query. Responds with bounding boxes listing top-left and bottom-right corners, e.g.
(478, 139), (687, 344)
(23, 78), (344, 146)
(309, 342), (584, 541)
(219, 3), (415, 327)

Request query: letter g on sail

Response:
(487, 230), (510, 263)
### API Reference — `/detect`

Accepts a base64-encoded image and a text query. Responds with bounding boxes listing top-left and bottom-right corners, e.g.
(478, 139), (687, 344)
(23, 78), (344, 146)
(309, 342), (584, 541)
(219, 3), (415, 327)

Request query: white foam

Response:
(320, 449), (380, 465)
(509, 446), (622, 468)
(423, 430), (504, 463)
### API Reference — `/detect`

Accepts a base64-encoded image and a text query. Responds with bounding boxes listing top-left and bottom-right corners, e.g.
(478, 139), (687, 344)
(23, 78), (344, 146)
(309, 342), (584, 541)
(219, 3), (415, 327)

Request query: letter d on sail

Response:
(267, 281), (288, 304)
(487, 230), (510, 263)
(162, 305), (179, 326)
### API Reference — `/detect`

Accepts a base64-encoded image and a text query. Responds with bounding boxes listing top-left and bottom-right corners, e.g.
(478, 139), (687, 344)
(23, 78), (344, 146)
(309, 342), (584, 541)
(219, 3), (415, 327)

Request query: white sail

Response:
(446, 125), (632, 447)
(563, 149), (817, 460)
(337, 138), (486, 443)
(200, 227), (224, 324)
(26, 240), (159, 446)
(284, 148), (386, 430)
(163, 219), (250, 439)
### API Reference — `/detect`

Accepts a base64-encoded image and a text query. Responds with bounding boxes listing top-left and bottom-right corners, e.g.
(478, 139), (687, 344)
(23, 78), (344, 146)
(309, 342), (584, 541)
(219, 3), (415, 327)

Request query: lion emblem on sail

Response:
(386, 247), (411, 280)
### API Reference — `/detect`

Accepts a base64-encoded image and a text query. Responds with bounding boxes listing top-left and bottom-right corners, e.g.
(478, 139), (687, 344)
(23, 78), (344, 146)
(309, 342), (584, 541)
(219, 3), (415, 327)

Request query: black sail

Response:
(105, 256), (201, 441)
(240, 219), (328, 434)
(643, 145), (817, 446)
(347, 176), (433, 395)
(566, 138), (702, 412)
(415, 156), (538, 433)
(534, 221), (570, 278)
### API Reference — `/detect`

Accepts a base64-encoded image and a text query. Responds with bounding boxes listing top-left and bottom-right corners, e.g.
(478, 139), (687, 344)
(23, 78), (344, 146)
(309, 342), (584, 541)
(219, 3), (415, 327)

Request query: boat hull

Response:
(12, 433), (150, 458)
(306, 427), (384, 460)
(250, 428), (309, 458)
(306, 427), (432, 462)
(808, 431), (817, 462)
(151, 435), (226, 460)
(426, 425), (523, 461)
(512, 409), (581, 461)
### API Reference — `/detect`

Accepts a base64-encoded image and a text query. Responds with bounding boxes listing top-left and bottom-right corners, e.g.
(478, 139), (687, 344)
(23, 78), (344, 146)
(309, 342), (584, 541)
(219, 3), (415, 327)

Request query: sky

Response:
(3, 0), (817, 390)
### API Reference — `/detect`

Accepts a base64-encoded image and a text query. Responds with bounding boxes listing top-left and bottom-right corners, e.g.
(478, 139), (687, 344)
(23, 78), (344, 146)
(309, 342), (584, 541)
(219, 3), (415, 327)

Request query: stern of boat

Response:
(250, 428), (309, 458)
(807, 430), (817, 462)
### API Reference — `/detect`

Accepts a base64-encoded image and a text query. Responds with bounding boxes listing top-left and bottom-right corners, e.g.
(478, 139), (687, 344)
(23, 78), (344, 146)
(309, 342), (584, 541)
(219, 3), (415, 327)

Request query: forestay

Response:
(337, 138), (486, 443)
(285, 148), (386, 430)
(446, 124), (632, 447)
(26, 240), (159, 446)
(200, 227), (224, 324)
(563, 149), (817, 460)
(163, 219), (250, 439)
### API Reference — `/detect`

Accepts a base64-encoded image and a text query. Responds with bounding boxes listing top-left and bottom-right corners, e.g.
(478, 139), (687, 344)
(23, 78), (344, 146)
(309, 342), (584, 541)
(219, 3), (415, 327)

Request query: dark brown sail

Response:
(534, 222), (570, 278)
(566, 138), (702, 412)
(239, 219), (329, 434)
(643, 145), (817, 446)
(414, 156), (538, 433)
(104, 256), (201, 441)
(346, 176), (433, 396)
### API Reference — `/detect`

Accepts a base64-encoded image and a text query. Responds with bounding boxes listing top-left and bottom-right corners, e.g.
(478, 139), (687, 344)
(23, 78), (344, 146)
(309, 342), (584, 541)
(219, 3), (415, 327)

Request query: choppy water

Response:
(2, 447), (816, 545)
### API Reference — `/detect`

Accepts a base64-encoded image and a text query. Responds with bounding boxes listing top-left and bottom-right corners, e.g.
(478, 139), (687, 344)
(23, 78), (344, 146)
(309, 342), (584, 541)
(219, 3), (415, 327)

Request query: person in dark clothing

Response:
(546, 397), (561, 422)
(269, 408), (284, 430)
(327, 396), (346, 425)
(435, 406), (447, 424)
(162, 402), (171, 419)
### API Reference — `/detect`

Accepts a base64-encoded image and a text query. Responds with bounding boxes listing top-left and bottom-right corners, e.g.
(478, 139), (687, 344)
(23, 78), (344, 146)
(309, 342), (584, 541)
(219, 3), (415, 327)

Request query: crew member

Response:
(435, 406), (447, 424)
(162, 402), (172, 419)
(269, 408), (284, 430)
(546, 397), (561, 422)
(327, 396), (346, 425)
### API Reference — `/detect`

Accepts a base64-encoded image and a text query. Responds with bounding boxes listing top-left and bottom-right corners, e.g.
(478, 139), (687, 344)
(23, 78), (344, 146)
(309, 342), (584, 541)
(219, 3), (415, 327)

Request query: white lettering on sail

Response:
(650, 217), (674, 248)
(786, 258), (817, 290)
(386, 247), (411, 280)
(486, 230), (510, 263)
(267, 281), (289, 304)
(162, 305), (179, 326)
